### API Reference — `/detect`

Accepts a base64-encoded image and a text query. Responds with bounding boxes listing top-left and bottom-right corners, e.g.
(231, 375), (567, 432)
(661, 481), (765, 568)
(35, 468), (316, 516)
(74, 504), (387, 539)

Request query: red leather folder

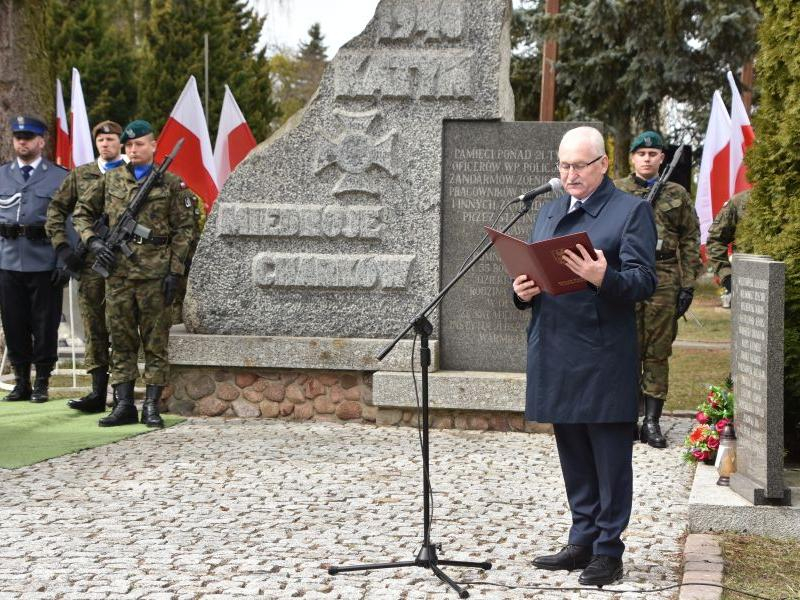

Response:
(484, 227), (597, 295)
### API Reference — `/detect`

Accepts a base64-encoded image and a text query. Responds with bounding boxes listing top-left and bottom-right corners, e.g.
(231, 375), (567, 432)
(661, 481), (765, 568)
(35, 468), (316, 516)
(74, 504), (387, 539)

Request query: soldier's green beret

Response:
(630, 130), (664, 153)
(121, 119), (154, 143)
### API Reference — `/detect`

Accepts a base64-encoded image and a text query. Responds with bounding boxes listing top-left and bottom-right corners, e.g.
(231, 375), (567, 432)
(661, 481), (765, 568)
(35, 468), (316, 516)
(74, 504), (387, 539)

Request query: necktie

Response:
(569, 200), (583, 214)
(21, 165), (33, 181)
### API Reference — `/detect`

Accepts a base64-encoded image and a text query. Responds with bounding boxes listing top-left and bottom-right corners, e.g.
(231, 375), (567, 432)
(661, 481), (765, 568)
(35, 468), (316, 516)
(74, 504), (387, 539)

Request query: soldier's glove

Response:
(676, 287), (694, 318)
(88, 237), (116, 270)
(721, 275), (732, 294)
(161, 273), (180, 305)
(50, 268), (70, 288)
(56, 243), (84, 273)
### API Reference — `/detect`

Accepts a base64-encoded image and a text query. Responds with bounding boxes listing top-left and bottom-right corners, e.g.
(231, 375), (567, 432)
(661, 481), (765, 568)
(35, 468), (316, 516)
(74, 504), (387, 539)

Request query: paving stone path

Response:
(0, 416), (693, 599)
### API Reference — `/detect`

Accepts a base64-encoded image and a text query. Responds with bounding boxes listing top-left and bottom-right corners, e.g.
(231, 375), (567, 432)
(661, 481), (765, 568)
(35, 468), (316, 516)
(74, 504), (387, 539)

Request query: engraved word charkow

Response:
(216, 203), (393, 240)
(252, 253), (415, 290)
(334, 51), (474, 100)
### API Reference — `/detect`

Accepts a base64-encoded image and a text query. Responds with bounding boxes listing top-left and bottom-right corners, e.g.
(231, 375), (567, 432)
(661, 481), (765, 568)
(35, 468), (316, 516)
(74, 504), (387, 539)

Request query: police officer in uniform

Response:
(46, 120), (128, 413)
(0, 116), (69, 403)
(706, 189), (750, 308)
(615, 131), (702, 448)
(73, 120), (194, 428)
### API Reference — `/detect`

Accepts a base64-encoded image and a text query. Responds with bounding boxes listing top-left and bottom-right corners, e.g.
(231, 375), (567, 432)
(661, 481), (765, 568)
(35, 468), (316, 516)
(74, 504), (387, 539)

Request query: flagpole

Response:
(204, 33), (210, 128)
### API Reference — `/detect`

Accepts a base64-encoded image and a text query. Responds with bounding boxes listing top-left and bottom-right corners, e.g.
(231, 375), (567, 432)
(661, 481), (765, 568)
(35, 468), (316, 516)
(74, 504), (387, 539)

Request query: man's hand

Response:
(676, 287), (694, 318)
(513, 274), (541, 302)
(161, 273), (180, 305)
(562, 245), (607, 287)
(88, 237), (116, 270)
(721, 275), (732, 294)
(56, 243), (83, 273)
(50, 268), (70, 288)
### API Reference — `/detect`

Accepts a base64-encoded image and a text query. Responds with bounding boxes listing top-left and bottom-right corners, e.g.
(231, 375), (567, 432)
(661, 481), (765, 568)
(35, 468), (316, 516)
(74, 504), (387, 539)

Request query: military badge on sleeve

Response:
(184, 196), (192, 208)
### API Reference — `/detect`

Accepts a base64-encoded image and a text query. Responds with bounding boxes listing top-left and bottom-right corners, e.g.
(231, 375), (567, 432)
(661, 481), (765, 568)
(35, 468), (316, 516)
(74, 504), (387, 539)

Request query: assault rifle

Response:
(91, 138), (184, 278)
(645, 144), (685, 206)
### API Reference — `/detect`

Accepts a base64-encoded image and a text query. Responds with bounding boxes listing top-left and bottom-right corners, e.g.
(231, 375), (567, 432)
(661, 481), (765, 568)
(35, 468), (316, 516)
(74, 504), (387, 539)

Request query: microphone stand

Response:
(328, 197), (537, 599)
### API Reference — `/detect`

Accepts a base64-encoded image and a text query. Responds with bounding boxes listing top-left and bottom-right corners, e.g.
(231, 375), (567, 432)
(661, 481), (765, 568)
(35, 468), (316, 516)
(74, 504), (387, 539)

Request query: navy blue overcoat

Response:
(518, 176), (657, 423)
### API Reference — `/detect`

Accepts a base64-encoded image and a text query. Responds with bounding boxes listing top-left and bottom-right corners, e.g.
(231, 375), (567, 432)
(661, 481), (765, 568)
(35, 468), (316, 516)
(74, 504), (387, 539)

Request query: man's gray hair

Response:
(559, 126), (606, 157)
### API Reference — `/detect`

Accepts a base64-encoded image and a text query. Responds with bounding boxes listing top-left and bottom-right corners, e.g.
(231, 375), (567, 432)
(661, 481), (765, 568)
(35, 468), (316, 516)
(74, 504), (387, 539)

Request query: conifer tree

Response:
(138, 0), (277, 141)
(43, 0), (138, 128)
(738, 0), (800, 459)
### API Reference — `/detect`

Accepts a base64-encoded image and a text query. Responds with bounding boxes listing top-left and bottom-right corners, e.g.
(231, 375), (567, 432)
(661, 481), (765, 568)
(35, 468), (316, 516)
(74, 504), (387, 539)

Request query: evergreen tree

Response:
(509, 0), (543, 122)
(295, 23), (328, 106)
(269, 23), (329, 127)
(43, 0), (138, 128)
(522, 0), (759, 175)
(738, 0), (800, 459)
(138, 0), (277, 142)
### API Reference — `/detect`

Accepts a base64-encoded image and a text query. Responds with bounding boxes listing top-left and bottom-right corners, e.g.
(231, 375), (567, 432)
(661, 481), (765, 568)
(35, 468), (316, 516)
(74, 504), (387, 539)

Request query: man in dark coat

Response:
(512, 126), (657, 586)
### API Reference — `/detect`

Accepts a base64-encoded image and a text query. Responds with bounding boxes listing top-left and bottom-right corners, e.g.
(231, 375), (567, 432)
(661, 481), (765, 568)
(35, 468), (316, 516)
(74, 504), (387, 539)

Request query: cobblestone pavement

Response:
(0, 416), (693, 600)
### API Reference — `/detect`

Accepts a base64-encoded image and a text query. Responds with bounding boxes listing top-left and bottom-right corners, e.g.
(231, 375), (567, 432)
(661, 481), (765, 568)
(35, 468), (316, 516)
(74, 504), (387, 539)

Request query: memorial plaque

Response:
(184, 0), (515, 338)
(729, 255), (791, 505)
(440, 120), (599, 372)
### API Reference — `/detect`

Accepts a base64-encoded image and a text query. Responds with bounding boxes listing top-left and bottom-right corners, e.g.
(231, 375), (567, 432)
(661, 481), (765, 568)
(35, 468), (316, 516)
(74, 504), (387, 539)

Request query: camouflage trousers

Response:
(106, 276), (171, 386)
(77, 267), (109, 372)
(636, 263), (680, 401)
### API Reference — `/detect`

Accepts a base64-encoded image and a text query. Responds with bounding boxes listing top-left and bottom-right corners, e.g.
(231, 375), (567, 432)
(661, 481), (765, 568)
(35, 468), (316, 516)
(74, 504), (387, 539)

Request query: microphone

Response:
(516, 177), (564, 203)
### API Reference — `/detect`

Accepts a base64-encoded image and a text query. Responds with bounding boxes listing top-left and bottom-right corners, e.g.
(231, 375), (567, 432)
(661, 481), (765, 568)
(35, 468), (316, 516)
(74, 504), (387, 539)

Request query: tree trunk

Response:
(0, 0), (51, 163)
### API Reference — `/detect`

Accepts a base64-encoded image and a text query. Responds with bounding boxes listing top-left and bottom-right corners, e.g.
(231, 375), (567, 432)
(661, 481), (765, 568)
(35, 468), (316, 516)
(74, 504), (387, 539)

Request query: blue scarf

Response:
(133, 163), (153, 181)
(105, 158), (125, 171)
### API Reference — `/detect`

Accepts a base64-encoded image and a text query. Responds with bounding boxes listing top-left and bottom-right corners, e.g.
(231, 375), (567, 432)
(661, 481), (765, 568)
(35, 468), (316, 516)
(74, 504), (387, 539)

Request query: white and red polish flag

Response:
(156, 76), (218, 212)
(54, 79), (70, 168)
(70, 68), (94, 167)
(213, 84), (257, 189)
(695, 90), (731, 244)
(727, 70), (755, 195)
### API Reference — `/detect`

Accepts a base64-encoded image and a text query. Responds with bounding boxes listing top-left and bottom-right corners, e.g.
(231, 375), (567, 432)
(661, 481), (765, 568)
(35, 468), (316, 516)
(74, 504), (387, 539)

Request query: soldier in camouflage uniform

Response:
(706, 189), (750, 308)
(73, 120), (194, 428)
(46, 120), (128, 413)
(615, 131), (702, 448)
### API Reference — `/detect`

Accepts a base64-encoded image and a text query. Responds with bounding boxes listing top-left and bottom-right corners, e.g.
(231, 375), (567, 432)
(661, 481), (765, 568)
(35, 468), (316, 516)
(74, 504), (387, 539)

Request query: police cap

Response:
(92, 120), (123, 139)
(121, 120), (154, 143)
(10, 115), (47, 136)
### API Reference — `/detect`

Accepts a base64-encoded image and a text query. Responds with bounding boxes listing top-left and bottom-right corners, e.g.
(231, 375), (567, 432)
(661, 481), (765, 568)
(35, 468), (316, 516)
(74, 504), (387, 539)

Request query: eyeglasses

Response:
(556, 155), (604, 173)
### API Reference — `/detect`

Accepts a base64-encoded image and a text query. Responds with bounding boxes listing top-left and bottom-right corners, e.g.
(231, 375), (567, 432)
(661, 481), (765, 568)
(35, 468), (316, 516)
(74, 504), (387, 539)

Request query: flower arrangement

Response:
(683, 381), (734, 464)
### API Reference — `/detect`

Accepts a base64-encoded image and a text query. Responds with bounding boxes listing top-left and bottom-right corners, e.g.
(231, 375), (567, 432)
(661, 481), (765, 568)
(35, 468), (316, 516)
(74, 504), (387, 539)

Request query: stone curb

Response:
(678, 533), (723, 600)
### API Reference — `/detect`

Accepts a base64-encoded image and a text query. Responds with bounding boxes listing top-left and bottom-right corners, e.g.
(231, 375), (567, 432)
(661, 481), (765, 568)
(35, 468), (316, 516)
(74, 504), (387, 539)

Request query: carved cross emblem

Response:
(315, 109), (397, 197)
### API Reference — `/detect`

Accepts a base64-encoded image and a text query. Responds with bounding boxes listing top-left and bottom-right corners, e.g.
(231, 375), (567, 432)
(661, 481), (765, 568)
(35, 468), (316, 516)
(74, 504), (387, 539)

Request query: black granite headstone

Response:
(729, 255), (791, 505)
(440, 120), (600, 372)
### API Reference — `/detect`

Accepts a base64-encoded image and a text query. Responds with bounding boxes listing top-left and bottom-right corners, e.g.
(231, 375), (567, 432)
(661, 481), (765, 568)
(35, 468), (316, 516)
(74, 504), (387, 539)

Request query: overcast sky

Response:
(259, 1), (523, 57)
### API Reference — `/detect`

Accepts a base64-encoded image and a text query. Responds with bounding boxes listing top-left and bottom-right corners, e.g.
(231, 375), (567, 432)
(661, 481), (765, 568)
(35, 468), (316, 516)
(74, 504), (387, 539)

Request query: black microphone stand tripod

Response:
(328, 197), (537, 599)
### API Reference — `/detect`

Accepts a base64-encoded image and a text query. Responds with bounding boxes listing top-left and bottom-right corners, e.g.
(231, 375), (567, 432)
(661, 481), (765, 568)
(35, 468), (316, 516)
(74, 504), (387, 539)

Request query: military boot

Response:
(68, 367), (109, 413)
(4, 364), (31, 401)
(98, 381), (138, 427)
(30, 363), (54, 403)
(639, 395), (667, 448)
(141, 384), (165, 429)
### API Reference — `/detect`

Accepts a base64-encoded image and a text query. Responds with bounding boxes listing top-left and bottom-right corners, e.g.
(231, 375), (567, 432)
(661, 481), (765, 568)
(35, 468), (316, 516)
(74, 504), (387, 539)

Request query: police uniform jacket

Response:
(515, 176), (657, 423)
(0, 158), (68, 271)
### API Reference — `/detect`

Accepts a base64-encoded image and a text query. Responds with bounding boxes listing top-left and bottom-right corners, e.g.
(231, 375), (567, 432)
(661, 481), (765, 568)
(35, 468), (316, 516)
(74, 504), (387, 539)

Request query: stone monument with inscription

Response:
(167, 0), (541, 426)
(184, 0), (514, 339)
(729, 254), (792, 506)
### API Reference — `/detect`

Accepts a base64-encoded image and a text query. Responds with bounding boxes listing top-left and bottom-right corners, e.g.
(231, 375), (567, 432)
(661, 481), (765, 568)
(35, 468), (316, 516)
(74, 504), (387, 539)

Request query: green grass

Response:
(666, 347), (731, 412)
(0, 400), (184, 469)
(676, 304), (732, 343)
(721, 533), (800, 600)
